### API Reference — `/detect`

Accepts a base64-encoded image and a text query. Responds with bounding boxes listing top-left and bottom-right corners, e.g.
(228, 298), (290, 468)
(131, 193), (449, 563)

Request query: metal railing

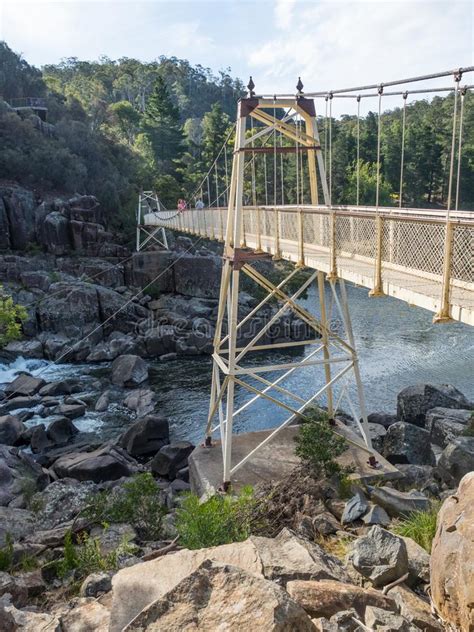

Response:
(149, 205), (474, 325)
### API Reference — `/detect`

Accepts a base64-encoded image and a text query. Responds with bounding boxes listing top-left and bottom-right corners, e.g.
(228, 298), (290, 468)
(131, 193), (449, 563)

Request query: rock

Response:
(3, 340), (43, 359)
(0, 572), (28, 607)
(89, 523), (136, 556)
(367, 485), (431, 518)
(388, 584), (443, 631)
(0, 445), (48, 508)
(46, 416), (78, 444)
(364, 606), (413, 631)
(57, 403), (86, 419)
(123, 559), (314, 632)
(119, 415), (170, 458)
(52, 444), (136, 482)
(430, 472), (474, 631)
(18, 570), (46, 599)
(150, 441), (194, 479)
(39, 379), (82, 397)
(397, 464), (437, 490)
(30, 518), (89, 548)
(173, 253), (222, 299)
(123, 389), (155, 417)
(30, 424), (53, 453)
(80, 572), (112, 598)
(383, 422), (435, 465)
(312, 512), (341, 536)
(325, 498), (346, 521)
(362, 504), (391, 527)
(0, 600), (60, 630)
(368, 422), (387, 452)
(426, 407), (472, 448)
(437, 436), (474, 486)
(111, 355), (148, 387)
(4, 374), (45, 397)
(286, 579), (396, 619)
(341, 490), (369, 524)
(368, 412), (398, 428)
(0, 507), (36, 546)
(0, 415), (25, 445)
(94, 391), (110, 412)
(350, 526), (408, 587)
(41, 211), (70, 254)
(110, 528), (349, 631)
(397, 384), (472, 427)
(30, 480), (98, 529)
(401, 536), (430, 585)
(59, 598), (110, 632)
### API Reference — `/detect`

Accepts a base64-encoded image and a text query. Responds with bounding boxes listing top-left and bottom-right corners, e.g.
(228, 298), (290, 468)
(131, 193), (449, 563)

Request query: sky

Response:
(1, 0), (473, 107)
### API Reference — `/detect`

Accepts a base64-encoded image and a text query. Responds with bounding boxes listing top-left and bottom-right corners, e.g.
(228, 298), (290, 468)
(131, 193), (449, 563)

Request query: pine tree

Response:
(143, 76), (184, 172)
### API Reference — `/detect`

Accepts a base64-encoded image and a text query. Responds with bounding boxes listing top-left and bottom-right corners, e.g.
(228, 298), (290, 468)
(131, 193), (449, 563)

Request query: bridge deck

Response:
(146, 205), (474, 326)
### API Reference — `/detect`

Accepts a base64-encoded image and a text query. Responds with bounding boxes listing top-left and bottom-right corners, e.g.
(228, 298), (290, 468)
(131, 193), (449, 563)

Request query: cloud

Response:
(248, 0), (473, 103)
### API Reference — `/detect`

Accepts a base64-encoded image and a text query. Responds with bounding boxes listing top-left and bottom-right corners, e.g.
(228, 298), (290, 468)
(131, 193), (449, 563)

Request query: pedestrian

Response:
(195, 198), (205, 210)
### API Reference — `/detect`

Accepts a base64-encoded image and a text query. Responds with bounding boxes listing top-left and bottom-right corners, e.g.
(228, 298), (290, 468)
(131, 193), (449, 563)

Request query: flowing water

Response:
(1, 284), (473, 444)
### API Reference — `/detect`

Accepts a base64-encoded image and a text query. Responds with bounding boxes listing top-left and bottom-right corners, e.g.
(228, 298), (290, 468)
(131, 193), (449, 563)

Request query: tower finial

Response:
(296, 77), (304, 95)
(247, 76), (255, 97)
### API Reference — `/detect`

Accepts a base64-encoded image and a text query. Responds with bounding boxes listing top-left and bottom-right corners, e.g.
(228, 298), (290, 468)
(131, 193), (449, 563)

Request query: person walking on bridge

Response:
(177, 198), (187, 212)
(195, 198), (205, 210)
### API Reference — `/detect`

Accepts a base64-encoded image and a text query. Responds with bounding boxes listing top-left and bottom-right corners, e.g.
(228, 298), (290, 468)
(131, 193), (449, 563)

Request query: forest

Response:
(1, 41), (473, 241)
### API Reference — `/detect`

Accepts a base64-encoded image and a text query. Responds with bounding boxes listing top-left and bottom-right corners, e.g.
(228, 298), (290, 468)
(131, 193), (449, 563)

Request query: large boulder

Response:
(173, 253), (222, 299)
(123, 389), (155, 417)
(4, 374), (45, 397)
(0, 506), (36, 546)
(286, 579), (396, 619)
(437, 436), (474, 486)
(0, 444), (48, 508)
(350, 525), (408, 587)
(367, 485), (431, 518)
(31, 479), (98, 529)
(0, 416), (25, 446)
(426, 407), (473, 448)
(431, 473), (474, 631)
(110, 528), (349, 632)
(2, 186), (36, 250)
(111, 355), (148, 387)
(46, 416), (78, 445)
(383, 422), (435, 465)
(52, 444), (136, 482)
(119, 415), (169, 457)
(40, 211), (70, 254)
(387, 584), (444, 632)
(397, 384), (472, 427)
(150, 441), (194, 479)
(123, 559), (315, 632)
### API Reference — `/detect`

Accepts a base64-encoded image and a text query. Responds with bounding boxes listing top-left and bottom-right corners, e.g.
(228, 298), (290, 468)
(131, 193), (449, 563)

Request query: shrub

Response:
(0, 286), (27, 348)
(294, 406), (348, 478)
(0, 534), (14, 572)
(462, 414), (474, 436)
(175, 486), (261, 550)
(84, 472), (166, 541)
(393, 503), (439, 552)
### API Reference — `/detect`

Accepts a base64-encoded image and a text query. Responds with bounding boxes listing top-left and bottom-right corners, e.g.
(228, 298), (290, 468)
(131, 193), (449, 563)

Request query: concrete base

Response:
(189, 422), (401, 496)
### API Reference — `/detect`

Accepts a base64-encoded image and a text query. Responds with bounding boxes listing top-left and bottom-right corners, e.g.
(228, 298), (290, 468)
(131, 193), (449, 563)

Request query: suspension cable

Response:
(214, 163), (220, 207)
(280, 130), (285, 205)
(399, 91), (408, 209)
(356, 95), (361, 206)
(273, 97), (277, 207)
(295, 97), (300, 206)
(329, 92), (333, 206)
(446, 74), (461, 215)
(299, 117), (305, 204)
(455, 86), (467, 211)
(324, 95), (329, 174)
(250, 117), (257, 207)
(207, 175), (211, 208)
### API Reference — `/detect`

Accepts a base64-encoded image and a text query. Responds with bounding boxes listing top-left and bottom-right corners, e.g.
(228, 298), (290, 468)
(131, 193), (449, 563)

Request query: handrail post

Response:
(433, 220), (454, 323)
(273, 207), (282, 260)
(326, 210), (338, 280)
(210, 209), (215, 240)
(296, 208), (305, 268)
(369, 215), (385, 297)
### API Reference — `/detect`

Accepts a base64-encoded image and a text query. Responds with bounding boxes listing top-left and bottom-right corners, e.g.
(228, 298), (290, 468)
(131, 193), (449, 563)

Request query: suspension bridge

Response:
(140, 67), (474, 489)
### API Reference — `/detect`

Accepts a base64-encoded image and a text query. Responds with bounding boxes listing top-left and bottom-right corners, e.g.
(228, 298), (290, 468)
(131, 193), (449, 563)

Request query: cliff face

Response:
(0, 184), (126, 258)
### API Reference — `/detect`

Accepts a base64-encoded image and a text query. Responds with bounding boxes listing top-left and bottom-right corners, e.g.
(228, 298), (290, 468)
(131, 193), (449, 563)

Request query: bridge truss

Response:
(148, 67), (474, 488)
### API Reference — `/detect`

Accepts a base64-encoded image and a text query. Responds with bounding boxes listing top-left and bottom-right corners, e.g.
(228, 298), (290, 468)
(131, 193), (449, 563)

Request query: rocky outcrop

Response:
(397, 383), (472, 427)
(431, 472), (474, 631)
(366, 485), (431, 517)
(52, 444), (137, 482)
(123, 560), (315, 632)
(111, 355), (148, 387)
(0, 445), (48, 509)
(119, 415), (170, 457)
(383, 421), (435, 465)
(437, 436), (474, 486)
(350, 526), (408, 587)
(110, 528), (349, 631)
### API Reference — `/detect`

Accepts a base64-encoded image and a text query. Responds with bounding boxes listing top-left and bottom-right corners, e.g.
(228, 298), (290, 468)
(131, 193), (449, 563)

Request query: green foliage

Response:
(345, 160), (393, 206)
(393, 504), (439, 552)
(85, 473), (166, 541)
(294, 407), (348, 478)
(0, 534), (14, 572)
(176, 486), (260, 550)
(143, 282), (161, 300)
(55, 529), (136, 580)
(462, 414), (474, 436)
(0, 285), (27, 348)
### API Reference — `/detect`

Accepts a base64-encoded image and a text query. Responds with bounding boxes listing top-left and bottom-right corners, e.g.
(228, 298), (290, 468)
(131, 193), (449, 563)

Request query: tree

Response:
(0, 287), (27, 348)
(142, 75), (184, 171)
(345, 160), (393, 206)
(108, 101), (141, 145)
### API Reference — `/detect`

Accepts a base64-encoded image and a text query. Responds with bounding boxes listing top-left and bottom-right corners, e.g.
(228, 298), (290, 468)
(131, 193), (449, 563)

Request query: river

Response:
(1, 283), (473, 444)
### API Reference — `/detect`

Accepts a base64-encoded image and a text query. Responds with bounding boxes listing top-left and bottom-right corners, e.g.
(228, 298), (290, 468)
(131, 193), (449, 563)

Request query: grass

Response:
(392, 503), (440, 553)
(315, 534), (353, 561)
(175, 486), (264, 550)
(84, 473), (167, 541)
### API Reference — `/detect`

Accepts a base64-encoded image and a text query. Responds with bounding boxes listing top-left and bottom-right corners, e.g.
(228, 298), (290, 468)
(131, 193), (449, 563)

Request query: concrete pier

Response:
(189, 422), (401, 496)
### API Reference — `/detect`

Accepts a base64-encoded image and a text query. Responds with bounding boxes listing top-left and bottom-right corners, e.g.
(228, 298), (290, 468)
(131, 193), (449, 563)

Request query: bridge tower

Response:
(136, 191), (169, 252)
(206, 81), (376, 489)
